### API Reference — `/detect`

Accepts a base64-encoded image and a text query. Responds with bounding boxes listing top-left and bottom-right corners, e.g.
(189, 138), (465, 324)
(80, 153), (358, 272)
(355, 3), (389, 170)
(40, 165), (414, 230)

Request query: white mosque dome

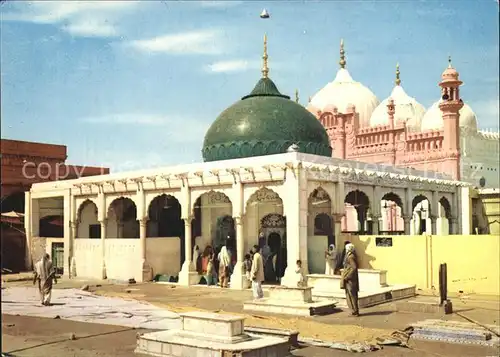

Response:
(308, 40), (379, 128)
(420, 100), (478, 132)
(369, 85), (426, 129)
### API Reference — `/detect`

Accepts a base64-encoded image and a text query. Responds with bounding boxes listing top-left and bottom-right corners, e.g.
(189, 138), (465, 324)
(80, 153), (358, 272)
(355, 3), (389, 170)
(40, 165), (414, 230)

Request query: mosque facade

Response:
(307, 41), (500, 190)
(24, 35), (488, 289)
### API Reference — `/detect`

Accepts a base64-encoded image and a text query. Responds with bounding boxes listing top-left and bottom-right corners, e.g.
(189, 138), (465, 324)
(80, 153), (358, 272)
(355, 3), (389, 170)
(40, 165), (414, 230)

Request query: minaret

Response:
(339, 39), (346, 69)
(438, 56), (463, 180)
(395, 63), (401, 86)
(262, 34), (269, 78)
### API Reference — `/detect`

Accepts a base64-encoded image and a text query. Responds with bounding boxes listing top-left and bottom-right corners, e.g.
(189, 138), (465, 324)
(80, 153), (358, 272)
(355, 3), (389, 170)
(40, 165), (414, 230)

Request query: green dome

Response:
(202, 77), (332, 162)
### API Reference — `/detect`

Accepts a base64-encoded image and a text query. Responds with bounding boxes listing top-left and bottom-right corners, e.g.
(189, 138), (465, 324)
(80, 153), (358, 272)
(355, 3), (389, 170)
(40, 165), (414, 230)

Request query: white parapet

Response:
(135, 311), (292, 356)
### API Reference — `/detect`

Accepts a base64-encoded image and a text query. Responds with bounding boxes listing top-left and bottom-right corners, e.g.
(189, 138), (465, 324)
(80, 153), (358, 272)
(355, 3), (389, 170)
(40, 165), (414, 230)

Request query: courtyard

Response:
(2, 277), (499, 357)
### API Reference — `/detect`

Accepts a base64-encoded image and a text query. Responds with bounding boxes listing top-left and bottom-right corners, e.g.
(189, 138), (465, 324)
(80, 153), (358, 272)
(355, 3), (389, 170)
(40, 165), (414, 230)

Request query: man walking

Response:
(33, 253), (57, 306)
(250, 245), (264, 300)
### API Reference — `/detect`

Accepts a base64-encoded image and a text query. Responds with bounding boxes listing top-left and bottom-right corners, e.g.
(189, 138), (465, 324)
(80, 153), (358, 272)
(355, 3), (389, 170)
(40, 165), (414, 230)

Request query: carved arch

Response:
(77, 199), (98, 224)
(308, 186), (332, 202)
(439, 196), (452, 219)
(244, 186), (283, 214)
(261, 213), (286, 228)
(190, 189), (233, 216)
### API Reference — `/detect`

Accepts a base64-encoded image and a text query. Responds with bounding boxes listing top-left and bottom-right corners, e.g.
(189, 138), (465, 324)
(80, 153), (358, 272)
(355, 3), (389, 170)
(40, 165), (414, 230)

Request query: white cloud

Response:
(127, 30), (224, 55)
(1, 1), (137, 38)
(79, 113), (210, 142)
(81, 113), (174, 126)
(205, 60), (258, 73)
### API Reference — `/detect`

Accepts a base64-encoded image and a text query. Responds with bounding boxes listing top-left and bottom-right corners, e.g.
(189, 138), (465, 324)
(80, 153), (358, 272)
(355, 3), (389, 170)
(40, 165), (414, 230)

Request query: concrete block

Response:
(268, 286), (313, 303)
(396, 299), (453, 314)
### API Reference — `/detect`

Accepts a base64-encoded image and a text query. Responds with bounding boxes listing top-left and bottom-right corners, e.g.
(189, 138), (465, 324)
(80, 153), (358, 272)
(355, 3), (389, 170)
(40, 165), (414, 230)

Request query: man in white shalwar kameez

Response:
(250, 245), (265, 299)
(33, 254), (57, 306)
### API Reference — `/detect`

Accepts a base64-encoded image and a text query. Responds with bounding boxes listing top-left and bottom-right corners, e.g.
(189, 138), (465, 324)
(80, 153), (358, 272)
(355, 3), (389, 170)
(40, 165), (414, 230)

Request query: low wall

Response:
(337, 234), (500, 296)
(74, 239), (102, 279)
(105, 238), (141, 282)
(146, 237), (181, 277)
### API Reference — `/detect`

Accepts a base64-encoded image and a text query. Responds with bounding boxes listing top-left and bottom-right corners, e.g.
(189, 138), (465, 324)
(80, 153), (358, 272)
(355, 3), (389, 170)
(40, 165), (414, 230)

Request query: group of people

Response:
(325, 241), (360, 316)
(192, 241), (270, 294)
(33, 240), (359, 316)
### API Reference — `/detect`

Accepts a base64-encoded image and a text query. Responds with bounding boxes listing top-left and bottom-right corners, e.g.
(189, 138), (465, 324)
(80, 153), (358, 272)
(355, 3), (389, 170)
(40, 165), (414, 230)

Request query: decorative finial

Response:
(262, 33), (269, 78)
(295, 89), (299, 103)
(339, 39), (346, 69)
(448, 55), (452, 68)
(395, 62), (401, 86)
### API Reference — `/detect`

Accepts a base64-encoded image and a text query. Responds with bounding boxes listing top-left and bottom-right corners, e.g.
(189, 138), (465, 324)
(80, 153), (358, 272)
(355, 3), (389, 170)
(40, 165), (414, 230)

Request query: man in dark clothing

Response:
(337, 240), (351, 271)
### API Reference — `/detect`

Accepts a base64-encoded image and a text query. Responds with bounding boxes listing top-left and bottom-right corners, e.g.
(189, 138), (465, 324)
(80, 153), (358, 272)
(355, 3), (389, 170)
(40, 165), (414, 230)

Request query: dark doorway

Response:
(265, 232), (286, 284)
(268, 232), (281, 254)
(51, 242), (64, 275)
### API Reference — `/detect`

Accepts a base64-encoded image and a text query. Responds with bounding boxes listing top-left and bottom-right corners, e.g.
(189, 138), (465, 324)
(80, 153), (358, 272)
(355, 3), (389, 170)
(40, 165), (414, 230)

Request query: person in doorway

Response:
(243, 254), (252, 287)
(295, 260), (306, 287)
(250, 245), (265, 299)
(205, 252), (216, 286)
(325, 244), (337, 275)
(33, 253), (57, 306)
(218, 245), (231, 288)
(341, 243), (360, 316)
(192, 245), (201, 272)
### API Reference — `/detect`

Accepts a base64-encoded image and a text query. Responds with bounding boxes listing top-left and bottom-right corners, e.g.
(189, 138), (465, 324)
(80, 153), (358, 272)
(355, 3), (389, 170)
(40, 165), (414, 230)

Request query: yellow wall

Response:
(337, 234), (500, 296)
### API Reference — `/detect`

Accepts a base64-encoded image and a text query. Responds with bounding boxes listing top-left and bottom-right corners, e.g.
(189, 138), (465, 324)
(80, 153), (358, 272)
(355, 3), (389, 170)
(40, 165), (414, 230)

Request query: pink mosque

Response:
(307, 40), (499, 234)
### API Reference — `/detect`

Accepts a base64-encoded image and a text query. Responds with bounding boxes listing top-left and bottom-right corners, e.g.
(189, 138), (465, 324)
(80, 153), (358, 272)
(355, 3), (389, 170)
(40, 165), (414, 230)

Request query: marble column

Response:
(139, 218), (147, 260)
(371, 215), (380, 235)
(69, 221), (77, 278)
(138, 217), (151, 283)
(230, 216), (247, 290)
(403, 216), (411, 235)
(333, 214), (343, 245)
(179, 216), (198, 286)
(450, 217), (458, 235)
(430, 216), (437, 235)
(281, 165), (308, 287)
(100, 220), (107, 279)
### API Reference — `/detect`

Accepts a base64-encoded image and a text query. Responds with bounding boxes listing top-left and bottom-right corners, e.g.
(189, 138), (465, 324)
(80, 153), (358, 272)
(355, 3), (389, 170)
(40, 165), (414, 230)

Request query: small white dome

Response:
(369, 85), (426, 129)
(421, 100), (478, 132)
(308, 68), (380, 127)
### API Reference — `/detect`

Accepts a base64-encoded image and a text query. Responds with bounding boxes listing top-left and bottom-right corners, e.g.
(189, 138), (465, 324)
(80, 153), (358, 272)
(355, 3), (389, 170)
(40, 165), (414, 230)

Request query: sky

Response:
(1, 0), (499, 172)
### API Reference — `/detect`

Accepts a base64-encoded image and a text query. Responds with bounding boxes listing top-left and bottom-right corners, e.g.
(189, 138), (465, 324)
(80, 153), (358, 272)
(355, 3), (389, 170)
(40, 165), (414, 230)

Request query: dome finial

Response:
(262, 33), (269, 78)
(339, 38), (346, 69)
(395, 62), (401, 86)
(295, 89), (299, 103)
(448, 55), (452, 68)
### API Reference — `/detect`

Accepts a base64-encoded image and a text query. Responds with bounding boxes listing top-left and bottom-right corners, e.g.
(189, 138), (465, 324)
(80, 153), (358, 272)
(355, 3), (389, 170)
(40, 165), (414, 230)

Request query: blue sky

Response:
(1, 0), (498, 172)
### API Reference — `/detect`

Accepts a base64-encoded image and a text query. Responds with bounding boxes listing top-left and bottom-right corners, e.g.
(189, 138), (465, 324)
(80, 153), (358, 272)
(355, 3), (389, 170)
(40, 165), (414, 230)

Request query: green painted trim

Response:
(202, 140), (332, 162)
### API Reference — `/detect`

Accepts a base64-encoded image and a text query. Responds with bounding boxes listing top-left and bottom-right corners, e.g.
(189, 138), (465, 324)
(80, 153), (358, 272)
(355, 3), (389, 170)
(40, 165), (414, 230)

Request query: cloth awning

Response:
(47, 217), (64, 226)
(1, 211), (25, 218)
(0, 211), (24, 225)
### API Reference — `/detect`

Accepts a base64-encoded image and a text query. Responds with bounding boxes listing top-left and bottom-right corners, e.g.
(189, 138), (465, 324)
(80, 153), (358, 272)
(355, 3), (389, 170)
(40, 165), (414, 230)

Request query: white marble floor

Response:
(1, 287), (181, 330)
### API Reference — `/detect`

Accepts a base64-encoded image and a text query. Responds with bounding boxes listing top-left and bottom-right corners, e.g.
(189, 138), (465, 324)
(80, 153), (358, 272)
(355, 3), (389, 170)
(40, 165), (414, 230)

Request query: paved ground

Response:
(2, 315), (498, 357)
(2, 277), (499, 357)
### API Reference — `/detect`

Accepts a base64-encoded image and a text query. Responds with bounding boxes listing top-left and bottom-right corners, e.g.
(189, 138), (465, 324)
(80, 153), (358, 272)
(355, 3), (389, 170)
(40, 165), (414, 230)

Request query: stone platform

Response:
(396, 298), (453, 314)
(243, 286), (337, 317)
(135, 311), (292, 356)
(307, 273), (415, 308)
